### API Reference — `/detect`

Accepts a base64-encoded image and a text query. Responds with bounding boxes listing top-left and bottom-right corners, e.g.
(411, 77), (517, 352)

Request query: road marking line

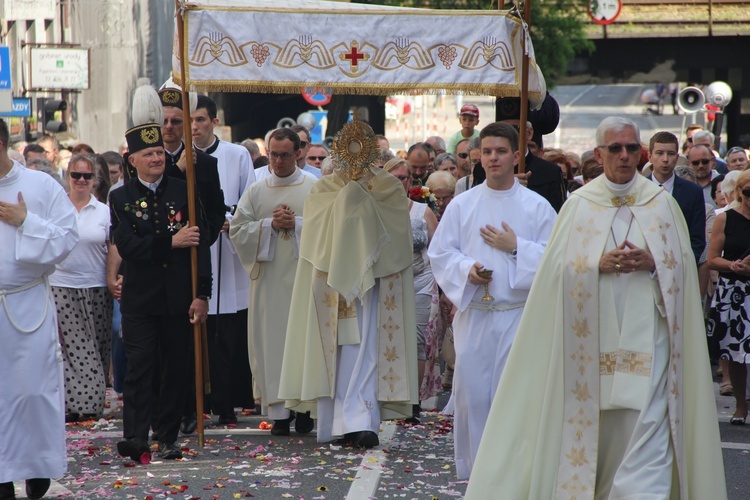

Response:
(345, 421), (397, 500)
(563, 85), (596, 109)
(13, 480), (74, 499)
(722, 442), (750, 451)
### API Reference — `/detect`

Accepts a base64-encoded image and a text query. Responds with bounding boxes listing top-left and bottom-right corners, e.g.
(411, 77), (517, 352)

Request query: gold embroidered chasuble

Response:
(465, 175), (726, 499)
(278, 167), (418, 419)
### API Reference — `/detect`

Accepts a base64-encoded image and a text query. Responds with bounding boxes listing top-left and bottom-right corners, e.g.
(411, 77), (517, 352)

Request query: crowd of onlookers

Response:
(7, 104), (750, 428)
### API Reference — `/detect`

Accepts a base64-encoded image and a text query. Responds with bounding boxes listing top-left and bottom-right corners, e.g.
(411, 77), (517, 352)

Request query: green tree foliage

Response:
(354, 0), (594, 87)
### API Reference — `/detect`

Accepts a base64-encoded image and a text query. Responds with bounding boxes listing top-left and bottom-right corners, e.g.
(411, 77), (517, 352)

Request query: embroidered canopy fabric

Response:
(173, 0), (544, 98)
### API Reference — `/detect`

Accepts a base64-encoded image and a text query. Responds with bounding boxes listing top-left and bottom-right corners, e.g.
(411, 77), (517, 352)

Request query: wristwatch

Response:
(197, 295), (210, 301)
(510, 248), (518, 257)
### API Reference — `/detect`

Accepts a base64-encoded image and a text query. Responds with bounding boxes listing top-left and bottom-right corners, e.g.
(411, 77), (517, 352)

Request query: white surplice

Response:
(0, 163), (79, 482)
(200, 138), (256, 314)
(427, 180), (556, 479)
(229, 168), (315, 420)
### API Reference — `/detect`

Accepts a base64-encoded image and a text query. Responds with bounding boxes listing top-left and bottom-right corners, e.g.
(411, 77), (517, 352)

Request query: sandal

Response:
(720, 381), (734, 396)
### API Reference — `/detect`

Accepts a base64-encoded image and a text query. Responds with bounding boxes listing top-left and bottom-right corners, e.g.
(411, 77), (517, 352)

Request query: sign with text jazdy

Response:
(30, 47), (90, 90)
(0, 98), (32, 117)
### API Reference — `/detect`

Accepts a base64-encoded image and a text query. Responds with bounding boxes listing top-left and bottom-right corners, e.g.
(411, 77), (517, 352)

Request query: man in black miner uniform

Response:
(497, 97), (567, 212)
(111, 122), (212, 461)
(152, 87), (231, 438)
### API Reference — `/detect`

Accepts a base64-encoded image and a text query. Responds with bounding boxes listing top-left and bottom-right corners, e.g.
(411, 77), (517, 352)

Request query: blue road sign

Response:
(0, 47), (11, 90)
(0, 98), (32, 117)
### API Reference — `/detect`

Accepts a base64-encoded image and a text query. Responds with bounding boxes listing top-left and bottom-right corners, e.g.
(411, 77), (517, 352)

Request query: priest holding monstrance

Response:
(466, 117), (726, 499)
(278, 119), (418, 449)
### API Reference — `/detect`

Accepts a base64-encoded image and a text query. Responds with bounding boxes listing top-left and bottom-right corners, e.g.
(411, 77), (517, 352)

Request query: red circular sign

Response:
(589, 0), (622, 25)
(302, 87), (333, 107)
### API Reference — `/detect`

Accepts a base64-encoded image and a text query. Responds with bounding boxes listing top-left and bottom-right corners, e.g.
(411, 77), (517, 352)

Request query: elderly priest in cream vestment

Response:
(466, 117), (726, 500)
(278, 120), (418, 449)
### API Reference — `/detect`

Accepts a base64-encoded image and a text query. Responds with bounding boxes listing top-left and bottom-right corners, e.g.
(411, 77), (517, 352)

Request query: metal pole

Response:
(518, 0), (532, 174)
(175, 0), (206, 448)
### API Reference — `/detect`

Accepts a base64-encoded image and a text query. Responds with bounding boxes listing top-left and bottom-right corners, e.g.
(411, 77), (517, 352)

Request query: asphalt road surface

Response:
(10, 372), (749, 499)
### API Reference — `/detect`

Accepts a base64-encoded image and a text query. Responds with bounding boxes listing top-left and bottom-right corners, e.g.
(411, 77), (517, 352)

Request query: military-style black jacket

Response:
(165, 143), (226, 245)
(110, 174), (212, 316)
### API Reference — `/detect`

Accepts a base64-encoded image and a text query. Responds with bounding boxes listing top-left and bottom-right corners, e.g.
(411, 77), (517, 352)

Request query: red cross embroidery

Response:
(344, 46), (366, 68)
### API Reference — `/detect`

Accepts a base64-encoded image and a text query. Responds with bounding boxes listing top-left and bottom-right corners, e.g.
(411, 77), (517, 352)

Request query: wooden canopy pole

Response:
(175, 0), (206, 448)
(518, 0), (532, 174)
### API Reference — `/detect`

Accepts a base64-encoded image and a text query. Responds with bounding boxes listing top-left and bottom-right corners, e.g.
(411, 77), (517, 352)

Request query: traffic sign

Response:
(0, 47), (12, 90)
(302, 87), (333, 107)
(0, 98), (32, 117)
(589, 0), (622, 25)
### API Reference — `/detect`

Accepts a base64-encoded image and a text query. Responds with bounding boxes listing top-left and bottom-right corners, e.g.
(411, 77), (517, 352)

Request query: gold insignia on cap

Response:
(141, 127), (159, 144)
(162, 90), (180, 104)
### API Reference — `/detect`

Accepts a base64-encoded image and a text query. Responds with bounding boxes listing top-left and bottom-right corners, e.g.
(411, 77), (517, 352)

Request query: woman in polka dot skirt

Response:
(49, 153), (114, 422)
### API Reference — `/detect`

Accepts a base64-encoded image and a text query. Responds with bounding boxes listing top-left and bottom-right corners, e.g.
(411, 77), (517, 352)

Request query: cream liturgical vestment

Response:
(0, 163), (79, 483)
(466, 175), (726, 500)
(228, 168), (315, 418)
(428, 180), (556, 479)
(278, 167), (419, 438)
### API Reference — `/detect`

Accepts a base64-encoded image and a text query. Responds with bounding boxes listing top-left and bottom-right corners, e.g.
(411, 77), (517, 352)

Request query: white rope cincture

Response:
(0, 274), (51, 334)
(467, 301), (525, 312)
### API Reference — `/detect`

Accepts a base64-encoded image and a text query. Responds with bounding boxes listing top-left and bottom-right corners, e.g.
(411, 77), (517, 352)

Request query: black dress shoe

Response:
(0, 481), (15, 500)
(157, 442), (183, 460)
(404, 403), (421, 425)
(116, 437), (150, 462)
(352, 431), (379, 449)
(65, 412), (79, 423)
(218, 412), (237, 425)
(180, 415), (198, 435)
(26, 478), (51, 500)
(294, 411), (315, 434)
(271, 414), (295, 436)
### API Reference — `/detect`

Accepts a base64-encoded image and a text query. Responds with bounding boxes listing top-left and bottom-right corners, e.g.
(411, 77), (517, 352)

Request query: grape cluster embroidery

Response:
(250, 43), (270, 67)
(438, 45), (458, 69)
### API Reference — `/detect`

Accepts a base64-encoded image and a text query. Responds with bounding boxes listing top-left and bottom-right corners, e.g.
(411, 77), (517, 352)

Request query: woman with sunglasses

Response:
(49, 153), (114, 423)
(708, 170), (750, 425)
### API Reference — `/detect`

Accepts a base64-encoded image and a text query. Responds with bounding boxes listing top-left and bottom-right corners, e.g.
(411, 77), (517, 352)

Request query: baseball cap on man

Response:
(460, 104), (479, 118)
